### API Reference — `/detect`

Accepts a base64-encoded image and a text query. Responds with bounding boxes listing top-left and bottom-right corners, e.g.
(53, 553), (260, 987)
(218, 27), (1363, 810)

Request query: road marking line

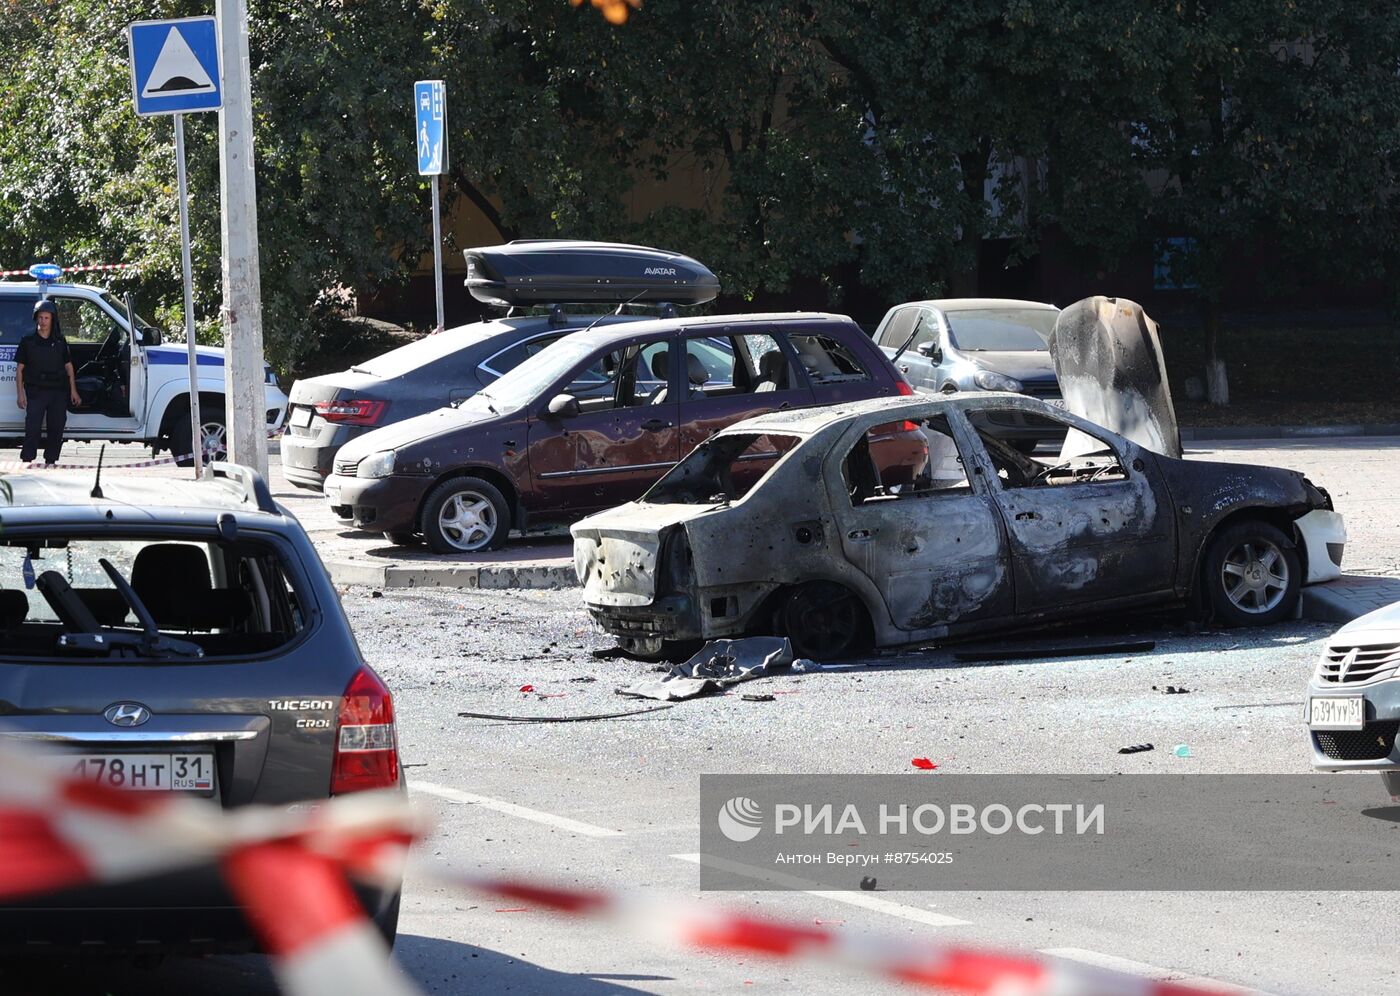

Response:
(412, 780), (624, 838)
(670, 853), (970, 927)
(1040, 947), (1268, 995)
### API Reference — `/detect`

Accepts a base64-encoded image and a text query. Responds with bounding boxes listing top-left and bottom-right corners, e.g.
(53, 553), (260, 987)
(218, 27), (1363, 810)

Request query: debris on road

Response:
(911, 758), (939, 771)
(1154, 684), (1192, 694)
(953, 640), (1156, 663)
(518, 684), (535, 692)
(1173, 744), (1192, 757)
(859, 876), (877, 891)
(617, 637), (793, 701)
(569, 675), (598, 683)
(741, 693), (775, 702)
(1118, 743), (1155, 754)
(457, 704), (675, 723)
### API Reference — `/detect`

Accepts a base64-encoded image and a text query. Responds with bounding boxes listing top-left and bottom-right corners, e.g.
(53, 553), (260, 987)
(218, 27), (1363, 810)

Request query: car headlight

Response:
(357, 450), (396, 478)
(973, 369), (1024, 393)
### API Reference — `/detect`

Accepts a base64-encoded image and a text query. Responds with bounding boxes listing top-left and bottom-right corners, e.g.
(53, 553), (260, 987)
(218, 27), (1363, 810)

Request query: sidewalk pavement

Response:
(1301, 574), (1400, 625)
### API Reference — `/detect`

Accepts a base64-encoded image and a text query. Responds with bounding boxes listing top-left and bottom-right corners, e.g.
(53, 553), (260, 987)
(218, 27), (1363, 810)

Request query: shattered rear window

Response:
(642, 433), (800, 505)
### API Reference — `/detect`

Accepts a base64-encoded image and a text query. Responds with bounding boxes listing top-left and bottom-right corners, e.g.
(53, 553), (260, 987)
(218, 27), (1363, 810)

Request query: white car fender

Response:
(145, 374), (230, 434)
(1295, 508), (1347, 584)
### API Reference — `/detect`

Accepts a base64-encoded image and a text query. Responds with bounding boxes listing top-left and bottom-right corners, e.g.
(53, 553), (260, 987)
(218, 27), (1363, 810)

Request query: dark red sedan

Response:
(321, 312), (922, 552)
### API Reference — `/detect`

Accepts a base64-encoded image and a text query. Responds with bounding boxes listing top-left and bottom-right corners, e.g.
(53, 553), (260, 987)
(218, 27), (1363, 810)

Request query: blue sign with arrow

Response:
(127, 17), (223, 117)
(415, 80), (447, 176)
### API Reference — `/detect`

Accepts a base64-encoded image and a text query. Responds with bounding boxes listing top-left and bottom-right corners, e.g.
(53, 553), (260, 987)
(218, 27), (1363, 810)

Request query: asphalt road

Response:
(10, 435), (1400, 995)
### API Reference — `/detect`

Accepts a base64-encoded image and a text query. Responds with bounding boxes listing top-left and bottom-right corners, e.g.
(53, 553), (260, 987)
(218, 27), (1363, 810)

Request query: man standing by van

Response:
(16, 300), (81, 466)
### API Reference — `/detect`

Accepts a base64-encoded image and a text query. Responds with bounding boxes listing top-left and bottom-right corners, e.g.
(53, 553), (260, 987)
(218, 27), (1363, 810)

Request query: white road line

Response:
(1040, 948), (1268, 995)
(412, 780), (624, 838)
(670, 853), (970, 928)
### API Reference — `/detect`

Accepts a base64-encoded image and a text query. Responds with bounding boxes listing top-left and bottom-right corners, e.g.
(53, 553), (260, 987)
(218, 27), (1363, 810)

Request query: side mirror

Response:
(140, 326), (162, 346)
(915, 340), (940, 361)
(547, 393), (580, 418)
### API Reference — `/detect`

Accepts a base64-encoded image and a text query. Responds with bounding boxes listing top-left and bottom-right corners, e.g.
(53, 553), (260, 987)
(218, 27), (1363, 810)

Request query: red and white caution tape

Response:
(0, 263), (138, 278)
(0, 452), (195, 471)
(0, 742), (1232, 996)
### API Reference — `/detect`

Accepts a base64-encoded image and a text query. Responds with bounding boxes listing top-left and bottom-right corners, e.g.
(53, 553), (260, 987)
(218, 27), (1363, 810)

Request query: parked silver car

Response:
(1306, 602), (1400, 794)
(873, 298), (1061, 451)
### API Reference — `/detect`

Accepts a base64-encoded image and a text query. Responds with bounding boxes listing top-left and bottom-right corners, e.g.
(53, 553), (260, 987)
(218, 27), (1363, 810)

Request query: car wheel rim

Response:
(1221, 538), (1288, 613)
(201, 421), (227, 461)
(438, 491), (496, 552)
(788, 583), (860, 658)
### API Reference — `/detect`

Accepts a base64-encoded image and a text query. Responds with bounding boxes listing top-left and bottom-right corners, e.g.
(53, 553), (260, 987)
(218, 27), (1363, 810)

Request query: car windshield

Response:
(98, 291), (153, 333)
(0, 533), (309, 661)
(643, 432), (800, 505)
(946, 308), (1057, 351)
(478, 337), (602, 412)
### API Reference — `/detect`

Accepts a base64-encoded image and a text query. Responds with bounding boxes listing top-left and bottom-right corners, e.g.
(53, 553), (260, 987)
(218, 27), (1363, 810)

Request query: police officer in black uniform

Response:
(16, 299), (81, 466)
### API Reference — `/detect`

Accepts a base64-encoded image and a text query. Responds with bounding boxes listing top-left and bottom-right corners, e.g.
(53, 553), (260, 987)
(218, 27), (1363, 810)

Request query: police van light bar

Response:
(28, 263), (63, 284)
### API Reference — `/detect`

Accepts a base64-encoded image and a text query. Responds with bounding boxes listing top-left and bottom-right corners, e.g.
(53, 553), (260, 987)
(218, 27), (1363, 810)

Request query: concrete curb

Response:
(1300, 575), (1400, 625)
(326, 559), (577, 591)
(1182, 424), (1400, 441)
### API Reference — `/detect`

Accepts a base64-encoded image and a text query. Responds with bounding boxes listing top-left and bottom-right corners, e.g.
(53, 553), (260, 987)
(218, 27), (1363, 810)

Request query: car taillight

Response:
(895, 379), (914, 396)
(315, 399), (387, 425)
(901, 420), (920, 432)
(331, 665), (399, 795)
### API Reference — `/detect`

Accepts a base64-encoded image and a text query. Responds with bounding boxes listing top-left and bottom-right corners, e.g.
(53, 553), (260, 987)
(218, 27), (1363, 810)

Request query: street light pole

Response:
(215, 0), (269, 477)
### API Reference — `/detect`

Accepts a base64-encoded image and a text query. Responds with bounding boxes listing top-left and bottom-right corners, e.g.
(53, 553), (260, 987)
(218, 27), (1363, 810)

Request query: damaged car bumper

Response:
(322, 472), (427, 535)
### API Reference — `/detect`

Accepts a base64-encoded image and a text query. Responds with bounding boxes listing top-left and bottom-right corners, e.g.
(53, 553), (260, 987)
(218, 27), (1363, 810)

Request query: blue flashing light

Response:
(28, 263), (63, 284)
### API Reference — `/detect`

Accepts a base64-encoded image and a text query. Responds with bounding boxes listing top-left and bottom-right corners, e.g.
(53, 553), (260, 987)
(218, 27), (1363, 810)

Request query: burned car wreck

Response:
(572, 299), (1346, 660)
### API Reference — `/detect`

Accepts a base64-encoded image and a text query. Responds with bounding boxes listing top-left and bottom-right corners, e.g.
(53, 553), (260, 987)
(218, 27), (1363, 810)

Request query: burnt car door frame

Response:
(523, 332), (683, 516)
(825, 404), (1016, 633)
(947, 399), (1178, 615)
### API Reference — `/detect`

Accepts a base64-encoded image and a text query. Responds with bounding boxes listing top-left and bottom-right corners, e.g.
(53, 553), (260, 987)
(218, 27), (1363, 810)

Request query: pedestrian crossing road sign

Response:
(415, 80), (447, 176)
(127, 17), (223, 117)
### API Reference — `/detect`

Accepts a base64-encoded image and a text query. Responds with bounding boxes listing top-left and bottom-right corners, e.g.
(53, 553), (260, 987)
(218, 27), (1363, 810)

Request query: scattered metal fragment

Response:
(1153, 685), (1191, 694)
(953, 640), (1155, 663)
(457, 704), (674, 723)
(569, 675), (598, 683)
(741, 693), (775, 702)
(1211, 701), (1303, 711)
(859, 876), (877, 891)
(618, 637), (793, 701)
(1118, 743), (1154, 754)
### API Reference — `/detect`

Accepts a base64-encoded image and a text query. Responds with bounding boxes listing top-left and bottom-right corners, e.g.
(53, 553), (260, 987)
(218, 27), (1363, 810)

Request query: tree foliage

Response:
(2, 0), (1397, 388)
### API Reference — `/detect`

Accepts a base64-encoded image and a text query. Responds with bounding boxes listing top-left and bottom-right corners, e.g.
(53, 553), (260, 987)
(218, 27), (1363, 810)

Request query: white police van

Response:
(0, 265), (287, 463)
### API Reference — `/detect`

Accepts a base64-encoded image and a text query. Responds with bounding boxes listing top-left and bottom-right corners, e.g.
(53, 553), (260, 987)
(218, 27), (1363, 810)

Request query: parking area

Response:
(7, 432), (1398, 994)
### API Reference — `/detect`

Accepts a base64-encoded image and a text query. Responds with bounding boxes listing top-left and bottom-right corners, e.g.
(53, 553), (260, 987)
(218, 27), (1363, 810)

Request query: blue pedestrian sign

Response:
(415, 80), (448, 176)
(127, 17), (222, 117)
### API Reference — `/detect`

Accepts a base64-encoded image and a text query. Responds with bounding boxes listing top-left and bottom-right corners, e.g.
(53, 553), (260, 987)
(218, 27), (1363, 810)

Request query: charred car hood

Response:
(335, 403), (500, 462)
(1050, 297), (1181, 459)
(572, 502), (722, 607)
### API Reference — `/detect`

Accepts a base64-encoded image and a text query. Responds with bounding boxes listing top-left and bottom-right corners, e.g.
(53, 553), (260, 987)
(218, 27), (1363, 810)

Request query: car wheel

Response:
(372, 890), (401, 950)
(169, 403), (227, 467)
(384, 531), (420, 547)
(778, 581), (870, 660)
(1203, 520), (1300, 626)
(420, 477), (510, 554)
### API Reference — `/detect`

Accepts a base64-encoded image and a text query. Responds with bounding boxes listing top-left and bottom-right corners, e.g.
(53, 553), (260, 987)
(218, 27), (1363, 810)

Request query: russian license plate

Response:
(1308, 696), (1365, 730)
(65, 753), (215, 793)
(290, 406), (314, 428)
(1045, 397), (1066, 408)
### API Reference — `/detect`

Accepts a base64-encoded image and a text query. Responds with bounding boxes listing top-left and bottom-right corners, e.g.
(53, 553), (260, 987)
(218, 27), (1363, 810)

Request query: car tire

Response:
(420, 477), (510, 554)
(1202, 520), (1301, 627)
(384, 531), (420, 547)
(777, 581), (870, 660)
(372, 890), (401, 950)
(169, 402), (227, 468)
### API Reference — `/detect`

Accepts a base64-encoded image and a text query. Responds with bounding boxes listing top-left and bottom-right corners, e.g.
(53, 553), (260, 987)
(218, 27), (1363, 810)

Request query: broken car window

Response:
(642, 432), (799, 505)
(0, 535), (308, 660)
(789, 334), (870, 388)
(681, 334), (799, 400)
(844, 416), (970, 506)
(966, 409), (1128, 489)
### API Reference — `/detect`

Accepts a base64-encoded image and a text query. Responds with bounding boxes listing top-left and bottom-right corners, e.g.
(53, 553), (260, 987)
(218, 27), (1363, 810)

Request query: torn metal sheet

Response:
(617, 637), (793, 701)
(1050, 297), (1181, 459)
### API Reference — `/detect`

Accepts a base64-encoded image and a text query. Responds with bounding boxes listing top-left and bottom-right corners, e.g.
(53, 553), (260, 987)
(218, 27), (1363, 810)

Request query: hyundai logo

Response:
(104, 703), (151, 727)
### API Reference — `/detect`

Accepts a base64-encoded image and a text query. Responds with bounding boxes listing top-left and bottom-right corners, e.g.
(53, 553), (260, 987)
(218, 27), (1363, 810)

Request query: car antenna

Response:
(576, 290), (648, 335)
(90, 445), (106, 499)
(890, 312), (926, 366)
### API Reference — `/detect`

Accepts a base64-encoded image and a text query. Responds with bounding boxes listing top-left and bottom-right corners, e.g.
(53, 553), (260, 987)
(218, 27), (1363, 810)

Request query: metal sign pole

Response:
(431, 173), (445, 333)
(173, 113), (203, 478)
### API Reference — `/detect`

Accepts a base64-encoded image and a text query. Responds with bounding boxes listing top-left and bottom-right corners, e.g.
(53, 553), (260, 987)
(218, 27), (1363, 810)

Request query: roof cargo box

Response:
(464, 240), (720, 308)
